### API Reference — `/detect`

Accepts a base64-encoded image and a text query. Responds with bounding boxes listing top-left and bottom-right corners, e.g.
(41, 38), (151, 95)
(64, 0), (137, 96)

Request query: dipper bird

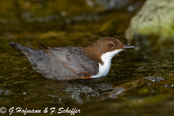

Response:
(9, 37), (134, 80)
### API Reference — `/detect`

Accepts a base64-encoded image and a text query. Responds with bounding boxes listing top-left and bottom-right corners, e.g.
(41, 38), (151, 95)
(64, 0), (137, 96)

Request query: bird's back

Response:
(9, 42), (99, 80)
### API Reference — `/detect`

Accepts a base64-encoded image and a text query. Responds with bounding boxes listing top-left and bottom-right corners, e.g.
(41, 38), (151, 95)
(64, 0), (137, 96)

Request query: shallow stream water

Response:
(0, 1), (174, 115)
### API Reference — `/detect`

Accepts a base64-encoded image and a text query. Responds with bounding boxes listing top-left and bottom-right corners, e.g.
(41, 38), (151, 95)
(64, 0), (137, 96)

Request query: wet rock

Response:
(107, 87), (125, 99)
(93, 83), (113, 92)
(164, 84), (174, 88)
(64, 84), (100, 104)
(87, 0), (143, 12)
(126, 0), (174, 49)
(144, 76), (165, 82)
(0, 89), (14, 96)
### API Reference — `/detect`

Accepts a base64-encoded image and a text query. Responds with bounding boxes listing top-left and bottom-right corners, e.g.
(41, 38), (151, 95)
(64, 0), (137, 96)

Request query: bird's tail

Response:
(9, 42), (34, 56)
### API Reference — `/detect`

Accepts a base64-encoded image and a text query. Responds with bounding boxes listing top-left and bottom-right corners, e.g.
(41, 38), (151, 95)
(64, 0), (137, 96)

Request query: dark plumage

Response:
(9, 42), (98, 80)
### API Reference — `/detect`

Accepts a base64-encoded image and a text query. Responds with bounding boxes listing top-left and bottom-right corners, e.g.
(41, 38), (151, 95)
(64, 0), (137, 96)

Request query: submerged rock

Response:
(0, 89), (14, 96)
(144, 76), (165, 82)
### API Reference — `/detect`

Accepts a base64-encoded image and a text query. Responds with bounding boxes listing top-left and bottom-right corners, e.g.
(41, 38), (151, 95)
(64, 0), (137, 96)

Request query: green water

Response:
(0, 1), (174, 116)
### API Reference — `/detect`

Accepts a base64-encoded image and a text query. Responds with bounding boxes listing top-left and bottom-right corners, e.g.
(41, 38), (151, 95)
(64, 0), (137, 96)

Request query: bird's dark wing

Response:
(39, 44), (98, 76)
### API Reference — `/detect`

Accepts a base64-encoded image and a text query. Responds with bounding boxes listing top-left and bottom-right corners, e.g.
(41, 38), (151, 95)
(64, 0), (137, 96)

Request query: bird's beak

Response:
(122, 45), (135, 49)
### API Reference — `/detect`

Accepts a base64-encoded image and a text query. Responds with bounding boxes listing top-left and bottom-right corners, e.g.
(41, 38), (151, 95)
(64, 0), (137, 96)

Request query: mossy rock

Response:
(125, 0), (174, 48)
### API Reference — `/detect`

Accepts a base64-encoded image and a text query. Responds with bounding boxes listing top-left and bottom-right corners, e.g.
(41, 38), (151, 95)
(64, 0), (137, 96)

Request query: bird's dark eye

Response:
(108, 43), (115, 49)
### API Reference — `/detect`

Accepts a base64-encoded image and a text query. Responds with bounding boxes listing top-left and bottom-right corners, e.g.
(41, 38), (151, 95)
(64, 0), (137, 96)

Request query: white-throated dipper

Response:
(9, 37), (134, 80)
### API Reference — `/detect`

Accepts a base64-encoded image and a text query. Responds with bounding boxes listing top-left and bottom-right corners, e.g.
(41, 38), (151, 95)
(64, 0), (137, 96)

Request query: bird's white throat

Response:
(91, 49), (123, 78)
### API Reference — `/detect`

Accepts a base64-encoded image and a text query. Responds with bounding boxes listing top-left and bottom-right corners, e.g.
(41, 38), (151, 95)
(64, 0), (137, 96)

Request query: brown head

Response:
(84, 37), (134, 64)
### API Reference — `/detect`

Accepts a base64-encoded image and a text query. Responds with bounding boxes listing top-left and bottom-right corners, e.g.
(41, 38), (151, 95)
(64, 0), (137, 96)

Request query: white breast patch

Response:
(91, 49), (123, 78)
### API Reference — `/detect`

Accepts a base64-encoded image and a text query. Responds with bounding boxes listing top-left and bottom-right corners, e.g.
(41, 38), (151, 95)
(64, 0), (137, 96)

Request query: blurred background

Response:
(0, 0), (174, 116)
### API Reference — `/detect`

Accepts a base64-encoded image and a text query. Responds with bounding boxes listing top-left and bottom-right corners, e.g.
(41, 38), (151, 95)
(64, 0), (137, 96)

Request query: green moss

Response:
(126, 0), (174, 41)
